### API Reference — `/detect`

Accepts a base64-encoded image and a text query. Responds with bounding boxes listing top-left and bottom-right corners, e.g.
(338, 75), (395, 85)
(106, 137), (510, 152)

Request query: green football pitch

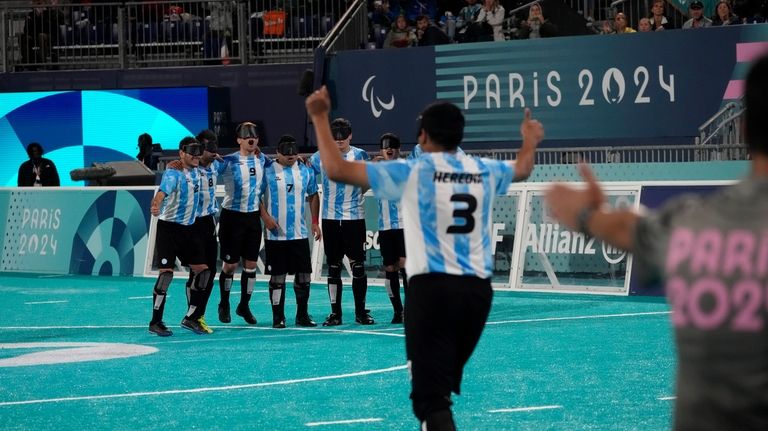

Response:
(0, 273), (676, 430)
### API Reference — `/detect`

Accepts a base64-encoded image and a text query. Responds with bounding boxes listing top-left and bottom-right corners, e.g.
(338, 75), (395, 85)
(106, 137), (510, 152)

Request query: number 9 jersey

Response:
(366, 152), (514, 279)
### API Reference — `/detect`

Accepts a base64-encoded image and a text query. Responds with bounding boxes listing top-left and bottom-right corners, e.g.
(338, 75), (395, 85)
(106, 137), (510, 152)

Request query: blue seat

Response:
(190, 19), (204, 41)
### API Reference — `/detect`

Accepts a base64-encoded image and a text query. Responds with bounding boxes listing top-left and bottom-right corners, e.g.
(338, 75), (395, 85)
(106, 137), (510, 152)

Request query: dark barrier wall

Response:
(327, 25), (768, 148)
(0, 63), (311, 149)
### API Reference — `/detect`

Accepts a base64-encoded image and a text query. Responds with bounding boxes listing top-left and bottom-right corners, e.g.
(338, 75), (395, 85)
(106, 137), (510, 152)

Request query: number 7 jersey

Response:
(366, 152), (515, 279)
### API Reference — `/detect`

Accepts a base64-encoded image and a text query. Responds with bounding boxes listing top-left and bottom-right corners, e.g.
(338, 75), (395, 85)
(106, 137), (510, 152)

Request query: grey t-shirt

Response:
(633, 179), (768, 431)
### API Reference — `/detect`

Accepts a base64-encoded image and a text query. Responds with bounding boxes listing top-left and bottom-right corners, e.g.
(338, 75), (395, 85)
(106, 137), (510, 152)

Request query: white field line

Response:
(24, 301), (69, 305)
(488, 405), (563, 413)
(305, 418), (383, 427)
(486, 311), (671, 326)
(0, 364), (408, 407)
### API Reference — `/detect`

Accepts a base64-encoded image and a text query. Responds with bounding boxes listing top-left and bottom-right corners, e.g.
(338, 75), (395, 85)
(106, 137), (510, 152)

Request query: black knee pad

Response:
(328, 262), (342, 280)
(154, 271), (173, 295)
(269, 274), (287, 287)
(351, 261), (365, 279)
(295, 272), (312, 285)
(191, 269), (211, 291)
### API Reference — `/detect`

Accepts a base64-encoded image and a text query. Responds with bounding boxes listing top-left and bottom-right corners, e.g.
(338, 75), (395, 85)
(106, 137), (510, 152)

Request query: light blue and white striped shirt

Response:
(197, 160), (220, 218)
(158, 168), (200, 226)
(310, 147), (370, 220)
(217, 152), (270, 213)
(408, 144), (464, 159)
(366, 152), (514, 279)
(264, 162), (318, 241)
(378, 198), (402, 231)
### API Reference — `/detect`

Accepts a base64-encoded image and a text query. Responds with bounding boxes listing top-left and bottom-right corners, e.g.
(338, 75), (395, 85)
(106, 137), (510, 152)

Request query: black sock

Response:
(352, 275), (368, 316)
(327, 277), (342, 315)
(219, 271), (233, 307)
(294, 281), (310, 316)
(269, 280), (286, 321)
(385, 270), (403, 312)
(400, 268), (408, 292)
(240, 270), (256, 307)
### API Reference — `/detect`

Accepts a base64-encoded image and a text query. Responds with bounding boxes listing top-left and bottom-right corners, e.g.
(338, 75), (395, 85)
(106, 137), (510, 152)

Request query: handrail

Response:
(508, 0), (544, 16)
(699, 108), (745, 146)
(698, 100), (739, 133)
(318, 0), (366, 51)
(609, 0), (631, 8)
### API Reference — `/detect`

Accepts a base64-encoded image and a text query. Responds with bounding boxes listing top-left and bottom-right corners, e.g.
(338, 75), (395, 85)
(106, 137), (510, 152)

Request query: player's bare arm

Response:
(150, 191), (166, 216)
(545, 163), (638, 251)
(512, 108), (545, 181)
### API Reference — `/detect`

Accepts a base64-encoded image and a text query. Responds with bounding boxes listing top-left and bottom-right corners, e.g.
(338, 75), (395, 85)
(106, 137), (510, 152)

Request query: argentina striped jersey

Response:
(366, 152), (514, 279)
(197, 160), (220, 217)
(217, 152), (270, 213)
(408, 144), (464, 159)
(158, 168), (200, 226)
(378, 198), (402, 231)
(264, 162), (318, 241)
(310, 147), (369, 220)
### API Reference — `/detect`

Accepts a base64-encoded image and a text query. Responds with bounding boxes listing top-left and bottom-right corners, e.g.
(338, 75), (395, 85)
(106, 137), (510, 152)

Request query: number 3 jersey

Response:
(366, 152), (514, 279)
(157, 168), (201, 226)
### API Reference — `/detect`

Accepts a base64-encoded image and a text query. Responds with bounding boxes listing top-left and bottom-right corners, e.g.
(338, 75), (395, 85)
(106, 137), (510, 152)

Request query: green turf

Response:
(0, 273), (675, 430)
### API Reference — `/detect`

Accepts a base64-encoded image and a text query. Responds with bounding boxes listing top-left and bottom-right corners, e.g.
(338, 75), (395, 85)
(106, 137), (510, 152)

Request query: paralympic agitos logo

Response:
(362, 76), (395, 119)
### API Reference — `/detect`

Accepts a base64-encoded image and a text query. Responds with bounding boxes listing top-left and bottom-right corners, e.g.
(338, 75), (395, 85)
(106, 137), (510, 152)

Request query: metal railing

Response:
(697, 99), (744, 147)
(1, 0), (349, 71)
(463, 144), (749, 164)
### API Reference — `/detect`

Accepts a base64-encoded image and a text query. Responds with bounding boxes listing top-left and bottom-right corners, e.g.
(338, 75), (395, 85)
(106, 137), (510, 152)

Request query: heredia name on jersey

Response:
(433, 172), (483, 184)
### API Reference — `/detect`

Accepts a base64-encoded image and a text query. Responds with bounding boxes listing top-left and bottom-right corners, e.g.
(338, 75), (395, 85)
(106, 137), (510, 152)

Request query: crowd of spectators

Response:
(368, 0), (767, 48)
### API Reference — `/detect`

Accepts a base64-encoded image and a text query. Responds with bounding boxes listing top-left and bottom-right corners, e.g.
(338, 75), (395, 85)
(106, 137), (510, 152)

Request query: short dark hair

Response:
(196, 129), (217, 144)
(26, 142), (43, 157)
(178, 136), (199, 150)
(418, 101), (464, 151)
(138, 133), (152, 150)
(416, 15), (429, 22)
(331, 118), (352, 140)
(745, 55), (768, 156)
(379, 132), (401, 149)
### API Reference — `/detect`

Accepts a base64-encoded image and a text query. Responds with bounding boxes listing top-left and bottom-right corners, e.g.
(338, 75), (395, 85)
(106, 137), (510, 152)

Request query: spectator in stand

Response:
(20, 0), (63, 69)
(205, 1), (235, 64)
(416, 15), (450, 45)
(475, 0), (505, 41)
(734, 0), (766, 23)
(712, 0), (740, 25)
(454, 0), (482, 42)
(613, 12), (636, 33)
(599, 19), (615, 34)
(384, 14), (417, 48)
(638, 17), (652, 31)
(683, 0), (712, 28)
(517, 2), (557, 39)
(649, 0), (672, 30)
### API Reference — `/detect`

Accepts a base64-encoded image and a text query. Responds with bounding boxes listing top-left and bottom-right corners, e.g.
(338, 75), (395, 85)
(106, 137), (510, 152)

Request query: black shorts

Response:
(379, 228), (405, 266)
(155, 219), (206, 269)
(265, 239), (312, 275)
(321, 219), (366, 263)
(193, 214), (218, 268)
(405, 273), (492, 403)
(218, 208), (262, 264)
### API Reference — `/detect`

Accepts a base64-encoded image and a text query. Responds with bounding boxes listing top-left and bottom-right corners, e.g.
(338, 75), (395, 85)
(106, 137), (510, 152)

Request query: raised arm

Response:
(511, 108), (545, 181)
(305, 87), (370, 188)
(545, 163), (638, 251)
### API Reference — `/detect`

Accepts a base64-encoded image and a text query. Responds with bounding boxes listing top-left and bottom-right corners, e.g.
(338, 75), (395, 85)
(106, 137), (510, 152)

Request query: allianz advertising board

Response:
(328, 25), (768, 146)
